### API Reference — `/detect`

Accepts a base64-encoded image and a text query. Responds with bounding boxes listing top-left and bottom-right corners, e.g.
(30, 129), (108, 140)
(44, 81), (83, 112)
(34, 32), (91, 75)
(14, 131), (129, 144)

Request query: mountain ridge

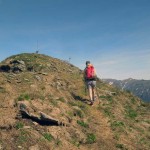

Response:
(103, 78), (150, 103)
(0, 53), (149, 150)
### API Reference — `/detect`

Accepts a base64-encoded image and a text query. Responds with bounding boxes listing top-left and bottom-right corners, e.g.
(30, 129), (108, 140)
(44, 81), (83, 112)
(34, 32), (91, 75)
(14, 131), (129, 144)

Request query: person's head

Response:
(86, 61), (90, 66)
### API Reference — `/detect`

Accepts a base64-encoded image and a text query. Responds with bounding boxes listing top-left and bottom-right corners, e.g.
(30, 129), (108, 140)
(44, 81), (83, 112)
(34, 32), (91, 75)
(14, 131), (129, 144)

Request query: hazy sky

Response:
(0, 0), (150, 80)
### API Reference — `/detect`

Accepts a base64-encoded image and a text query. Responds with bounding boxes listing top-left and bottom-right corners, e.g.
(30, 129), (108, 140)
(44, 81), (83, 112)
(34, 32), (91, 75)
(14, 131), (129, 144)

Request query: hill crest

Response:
(0, 53), (149, 150)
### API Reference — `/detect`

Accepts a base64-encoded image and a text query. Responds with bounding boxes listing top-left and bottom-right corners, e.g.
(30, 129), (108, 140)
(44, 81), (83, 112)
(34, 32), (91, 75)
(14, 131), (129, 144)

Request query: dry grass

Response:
(0, 53), (149, 150)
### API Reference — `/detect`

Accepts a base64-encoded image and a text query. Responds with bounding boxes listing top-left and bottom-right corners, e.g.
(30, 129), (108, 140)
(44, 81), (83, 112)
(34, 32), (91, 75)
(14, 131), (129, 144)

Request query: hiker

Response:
(84, 61), (97, 105)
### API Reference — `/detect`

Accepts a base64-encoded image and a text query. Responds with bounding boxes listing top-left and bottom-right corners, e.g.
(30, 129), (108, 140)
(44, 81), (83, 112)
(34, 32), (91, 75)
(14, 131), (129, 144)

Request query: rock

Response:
(23, 126), (31, 129)
(17, 102), (67, 126)
(16, 80), (22, 83)
(40, 112), (59, 125)
(39, 72), (48, 76)
(10, 60), (24, 65)
(72, 106), (81, 111)
(0, 144), (2, 150)
(110, 92), (116, 95)
(11, 60), (26, 73)
(56, 81), (61, 86)
(0, 65), (11, 72)
(32, 122), (39, 126)
(19, 60), (25, 65)
(27, 66), (34, 72)
(68, 69), (73, 73)
(7, 80), (11, 83)
(29, 144), (40, 150)
(8, 74), (16, 78)
(24, 78), (29, 82)
(35, 75), (42, 81)
(18, 146), (22, 149)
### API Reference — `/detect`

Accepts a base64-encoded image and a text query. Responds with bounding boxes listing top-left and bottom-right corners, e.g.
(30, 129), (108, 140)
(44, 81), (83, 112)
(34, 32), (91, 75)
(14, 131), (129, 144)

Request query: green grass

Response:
(16, 122), (24, 129)
(0, 87), (6, 93)
(111, 121), (124, 127)
(43, 133), (53, 142)
(50, 99), (58, 106)
(102, 95), (113, 102)
(57, 97), (66, 103)
(103, 107), (112, 117)
(17, 130), (28, 144)
(17, 93), (30, 101)
(125, 106), (138, 119)
(77, 120), (89, 128)
(99, 95), (107, 99)
(71, 139), (80, 147)
(139, 137), (147, 145)
(111, 121), (125, 131)
(74, 109), (84, 118)
(131, 98), (136, 104)
(86, 133), (96, 144)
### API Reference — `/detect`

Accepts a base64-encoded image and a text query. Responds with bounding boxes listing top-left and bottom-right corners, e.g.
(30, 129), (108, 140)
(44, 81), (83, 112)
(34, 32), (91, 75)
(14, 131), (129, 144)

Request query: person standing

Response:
(84, 61), (97, 105)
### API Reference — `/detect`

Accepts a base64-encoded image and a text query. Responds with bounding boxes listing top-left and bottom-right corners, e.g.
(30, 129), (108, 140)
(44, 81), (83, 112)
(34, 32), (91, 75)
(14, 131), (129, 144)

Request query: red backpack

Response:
(85, 65), (95, 79)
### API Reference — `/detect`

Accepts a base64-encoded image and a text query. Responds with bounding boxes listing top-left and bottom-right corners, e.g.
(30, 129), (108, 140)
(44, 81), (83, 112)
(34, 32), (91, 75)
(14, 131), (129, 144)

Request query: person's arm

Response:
(94, 68), (97, 78)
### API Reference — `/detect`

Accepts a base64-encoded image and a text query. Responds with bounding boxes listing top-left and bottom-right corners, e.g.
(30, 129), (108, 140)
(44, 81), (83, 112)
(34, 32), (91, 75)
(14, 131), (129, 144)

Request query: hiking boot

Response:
(90, 101), (94, 106)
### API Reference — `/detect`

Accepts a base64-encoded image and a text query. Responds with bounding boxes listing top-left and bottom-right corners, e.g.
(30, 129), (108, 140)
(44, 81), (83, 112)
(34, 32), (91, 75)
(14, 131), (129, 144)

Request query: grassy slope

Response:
(0, 53), (149, 150)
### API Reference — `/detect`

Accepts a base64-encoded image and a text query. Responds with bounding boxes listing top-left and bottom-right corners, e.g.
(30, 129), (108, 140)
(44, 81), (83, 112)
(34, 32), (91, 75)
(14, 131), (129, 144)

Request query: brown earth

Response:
(0, 53), (149, 150)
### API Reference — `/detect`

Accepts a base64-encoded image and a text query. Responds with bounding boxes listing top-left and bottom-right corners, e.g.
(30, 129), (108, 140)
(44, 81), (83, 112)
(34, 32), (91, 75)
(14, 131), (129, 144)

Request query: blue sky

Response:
(0, 0), (150, 80)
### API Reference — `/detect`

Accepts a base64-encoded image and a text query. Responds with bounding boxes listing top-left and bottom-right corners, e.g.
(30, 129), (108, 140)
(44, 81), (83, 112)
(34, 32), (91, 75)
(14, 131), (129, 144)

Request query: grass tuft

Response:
(77, 120), (89, 128)
(43, 133), (53, 142)
(86, 133), (96, 144)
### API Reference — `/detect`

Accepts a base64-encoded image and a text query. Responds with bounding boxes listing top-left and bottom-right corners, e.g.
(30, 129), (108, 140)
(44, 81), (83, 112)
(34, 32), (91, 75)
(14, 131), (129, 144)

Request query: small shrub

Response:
(24, 94), (30, 100)
(86, 133), (96, 144)
(43, 133), (53, 142)
(106, 95), (113, 102)
(16, 122), (24, 129)
(111, 121), (125, 130)
(131, 98), (136, 104)
(125, 106), (137, 119)
(17, 93), (30, 101)
(71, 139), (80, 147)
(111, 121), (124, 127)
(116, 143), (125, 149)
(103, 107), (112, 117)
(74, 109), (84, 118)
(50, 99), (58, 106)
(77, 120), (89, 128)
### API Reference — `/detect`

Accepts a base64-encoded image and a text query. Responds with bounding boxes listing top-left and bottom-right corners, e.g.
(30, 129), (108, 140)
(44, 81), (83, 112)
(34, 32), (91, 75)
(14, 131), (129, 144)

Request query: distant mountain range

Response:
(103, 78), (150, 103)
